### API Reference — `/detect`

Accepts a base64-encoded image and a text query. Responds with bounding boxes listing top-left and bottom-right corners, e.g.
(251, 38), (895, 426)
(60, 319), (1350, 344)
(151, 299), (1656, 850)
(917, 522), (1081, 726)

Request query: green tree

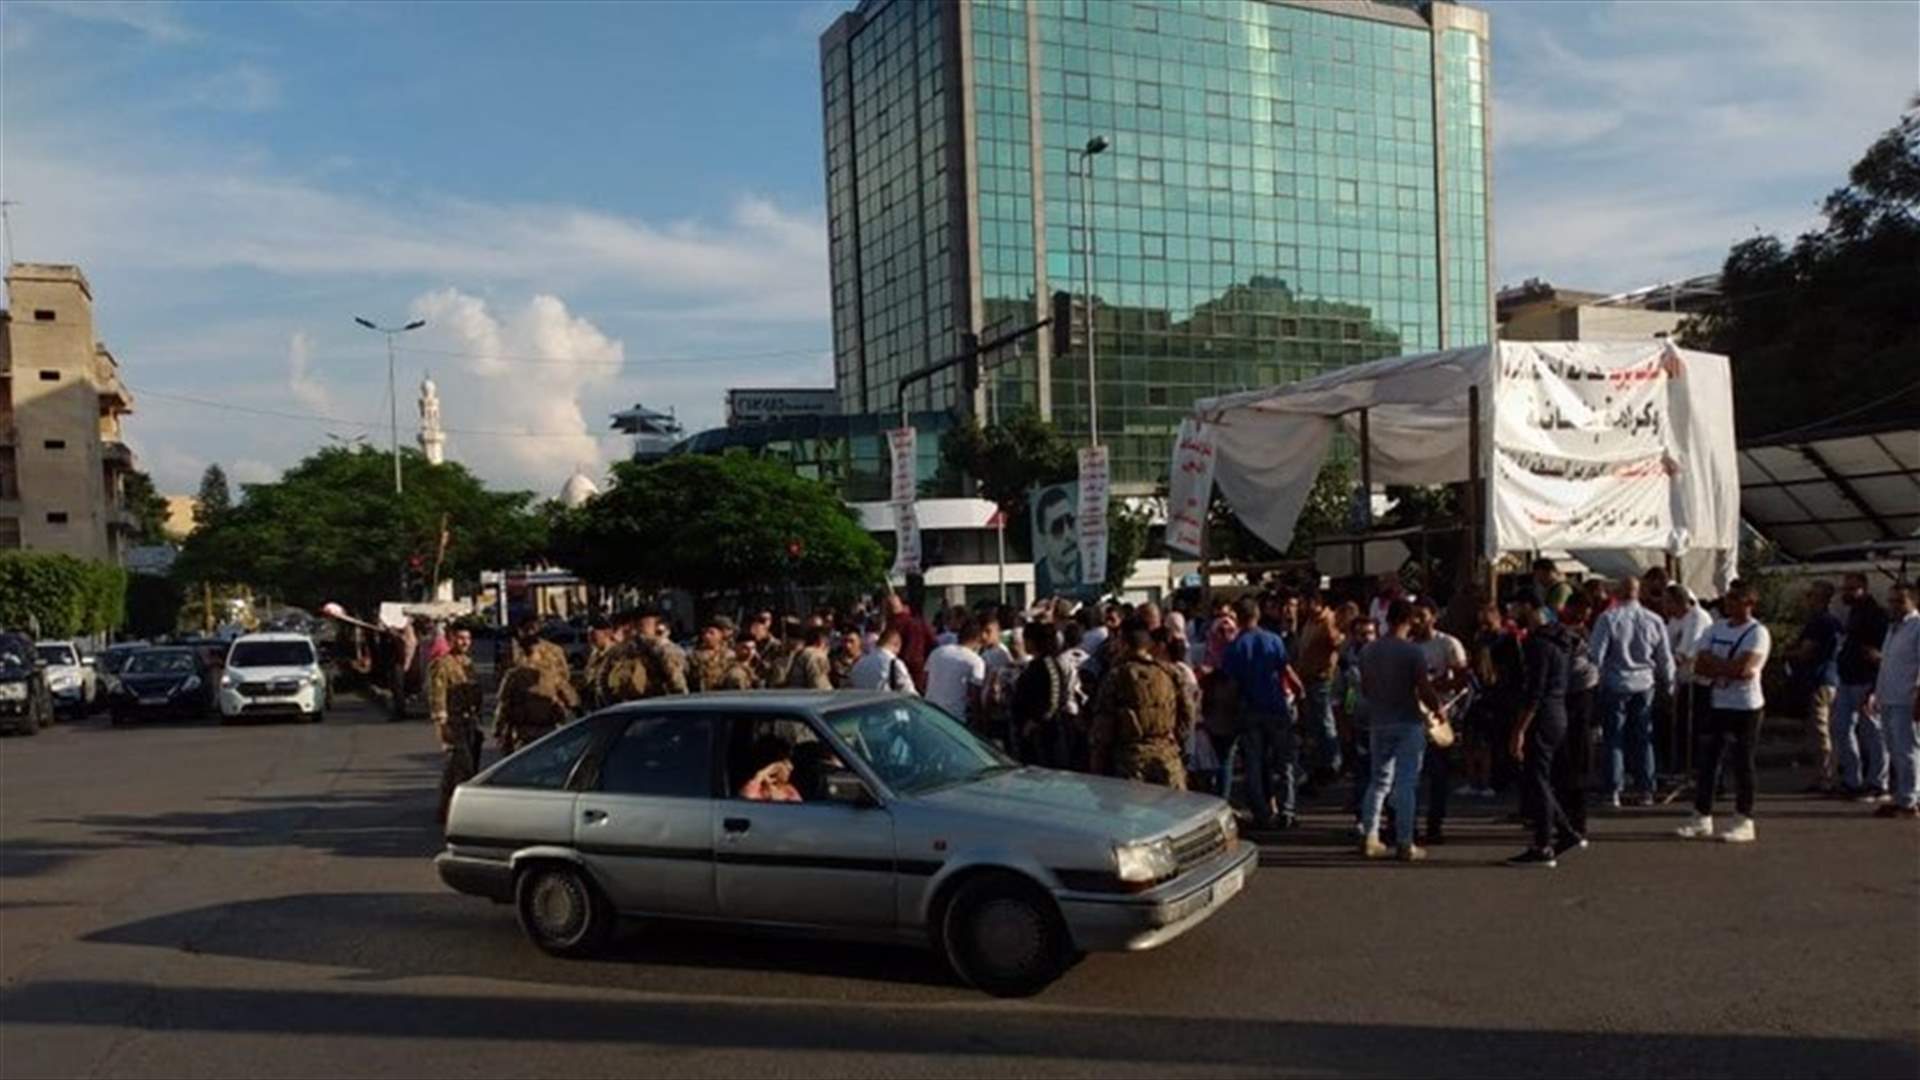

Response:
(1679, 101), (1919, 439)
(551, 453), (887, 597)
(0, 553), (126, 636)
(195, 464), (233, 526)
(175, 446), (546, 616)
(121, 469), (172, 545)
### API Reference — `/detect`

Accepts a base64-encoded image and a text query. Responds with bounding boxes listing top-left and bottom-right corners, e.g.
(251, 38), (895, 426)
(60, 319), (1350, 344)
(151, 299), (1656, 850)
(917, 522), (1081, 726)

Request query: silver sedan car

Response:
(437, 691), (1255, 996)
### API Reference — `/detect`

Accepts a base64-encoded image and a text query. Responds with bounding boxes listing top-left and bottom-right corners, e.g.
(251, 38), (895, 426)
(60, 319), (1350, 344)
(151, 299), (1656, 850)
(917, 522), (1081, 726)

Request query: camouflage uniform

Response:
(759, 638), (798, 689)
(689, 646), (755, 692)
(578, 641), (614, 711)
(493, 639), (577, 753)
(602, 634), (689, 702)
(784, 645), (834, 691)
(429, 652), (484, 823)
(1088, 651), (1192, 790)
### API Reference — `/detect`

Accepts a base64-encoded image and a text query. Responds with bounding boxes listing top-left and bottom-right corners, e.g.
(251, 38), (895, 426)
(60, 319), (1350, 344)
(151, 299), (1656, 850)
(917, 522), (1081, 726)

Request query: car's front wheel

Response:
(941, 871), (1071, 997)
(514, 862), (612, 958)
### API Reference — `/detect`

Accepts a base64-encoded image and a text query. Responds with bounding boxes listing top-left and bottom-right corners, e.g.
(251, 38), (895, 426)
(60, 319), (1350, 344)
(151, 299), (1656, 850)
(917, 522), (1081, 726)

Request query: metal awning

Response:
(1738, 424), (1920, 560)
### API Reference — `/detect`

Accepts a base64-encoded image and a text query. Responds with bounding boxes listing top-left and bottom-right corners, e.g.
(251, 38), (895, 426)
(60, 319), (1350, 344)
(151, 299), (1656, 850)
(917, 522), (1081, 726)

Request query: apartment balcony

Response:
(103, 440), (135, 470)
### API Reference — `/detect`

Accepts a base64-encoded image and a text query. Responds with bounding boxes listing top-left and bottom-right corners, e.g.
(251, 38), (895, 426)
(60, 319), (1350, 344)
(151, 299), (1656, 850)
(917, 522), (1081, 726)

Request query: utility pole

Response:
(1076, 136), (1109, 446)
(353, 316), (427, 495)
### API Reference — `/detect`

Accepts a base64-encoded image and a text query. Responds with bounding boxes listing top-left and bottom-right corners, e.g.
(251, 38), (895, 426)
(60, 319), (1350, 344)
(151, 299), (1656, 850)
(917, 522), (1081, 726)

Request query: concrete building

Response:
(1496, 275), (1719, 342)
(0, 264), (138, 562)
(821, 0), (1494, 486)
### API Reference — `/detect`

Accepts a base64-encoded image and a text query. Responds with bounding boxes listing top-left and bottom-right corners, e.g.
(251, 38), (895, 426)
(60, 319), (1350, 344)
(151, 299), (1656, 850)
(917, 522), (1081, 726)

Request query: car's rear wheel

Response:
(941, 872), (1070, 997)
(515, 862), (612, 958)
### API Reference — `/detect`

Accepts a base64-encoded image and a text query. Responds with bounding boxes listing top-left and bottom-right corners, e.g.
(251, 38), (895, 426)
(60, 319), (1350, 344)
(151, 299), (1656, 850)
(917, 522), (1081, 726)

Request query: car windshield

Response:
(228, 641), (315, 668)
(125, 651), (198, 675)
(823, 698), (1015, 797)
(37, 645), (77, 666)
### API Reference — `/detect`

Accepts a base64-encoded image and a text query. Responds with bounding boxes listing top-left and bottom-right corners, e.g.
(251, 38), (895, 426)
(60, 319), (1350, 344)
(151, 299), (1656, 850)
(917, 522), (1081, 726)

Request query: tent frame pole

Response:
(1355, 408), (1372, 588)
(1468, 385), (1492, 600)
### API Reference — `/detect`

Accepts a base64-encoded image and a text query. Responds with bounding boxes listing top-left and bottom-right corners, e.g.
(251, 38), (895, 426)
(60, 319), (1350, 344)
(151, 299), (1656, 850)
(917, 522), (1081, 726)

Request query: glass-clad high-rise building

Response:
(821, 0), (1491, 486)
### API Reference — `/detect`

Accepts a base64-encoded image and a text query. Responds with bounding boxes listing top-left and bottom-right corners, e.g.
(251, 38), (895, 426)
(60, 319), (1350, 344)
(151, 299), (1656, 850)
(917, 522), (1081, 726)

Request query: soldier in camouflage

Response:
(492, 615), (578, 753)
(784, 624), (835, 690)
(577, 615), (617, 711)
(1088, 617), (1192, 790)
(689, 615), (755, 692)
(429, 626), (484, 824)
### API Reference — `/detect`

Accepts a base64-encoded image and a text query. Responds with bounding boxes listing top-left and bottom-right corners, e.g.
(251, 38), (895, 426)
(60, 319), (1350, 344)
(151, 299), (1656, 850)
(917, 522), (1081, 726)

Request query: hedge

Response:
(0, 552), (128, 638)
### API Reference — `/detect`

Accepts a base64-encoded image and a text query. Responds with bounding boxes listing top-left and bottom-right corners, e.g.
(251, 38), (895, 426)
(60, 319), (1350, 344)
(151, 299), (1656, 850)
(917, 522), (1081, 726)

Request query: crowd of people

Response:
(421, 564), (1920, 861)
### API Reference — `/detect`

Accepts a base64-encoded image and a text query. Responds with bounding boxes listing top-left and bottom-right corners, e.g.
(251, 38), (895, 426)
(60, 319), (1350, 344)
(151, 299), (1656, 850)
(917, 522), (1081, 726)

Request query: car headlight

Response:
(1218, 810), (1239, 850)
(1114, 838), (1179, 884)
(221, 670), (240, 688)
(180, 676), (202, 693)
(0, 682), (26, 702)
(49, 672), (79, 690)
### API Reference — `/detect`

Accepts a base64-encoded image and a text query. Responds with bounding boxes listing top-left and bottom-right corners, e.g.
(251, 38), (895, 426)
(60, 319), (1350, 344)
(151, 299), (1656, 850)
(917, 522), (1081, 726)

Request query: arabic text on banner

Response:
(1165, 418), (1216, 556)
(891, 501), (921, 577)
(1490, 342), (1684, 552)
(887, 427), (918, 506)
(1077, 445), (1110, 588)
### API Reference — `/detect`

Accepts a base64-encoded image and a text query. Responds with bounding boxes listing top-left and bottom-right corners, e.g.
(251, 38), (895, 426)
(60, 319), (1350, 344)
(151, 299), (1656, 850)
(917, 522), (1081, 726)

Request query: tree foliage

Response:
(0, 553), (126, 637)
(174, 446), (546, 616)
(551, 453), (888, 597)
(121, 469), (172, 545)
(195, 464), (233, 525)
(1679, 101), (1920, 439)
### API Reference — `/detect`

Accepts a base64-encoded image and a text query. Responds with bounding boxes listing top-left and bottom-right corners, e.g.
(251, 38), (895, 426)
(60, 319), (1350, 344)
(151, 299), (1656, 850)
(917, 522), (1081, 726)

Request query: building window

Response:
(0, 517), (20, 549)
(43, 439), (66, 450)
(46, 512), (69, 525)
(39, 371), (60, 382)
(33, 310), (56, 322)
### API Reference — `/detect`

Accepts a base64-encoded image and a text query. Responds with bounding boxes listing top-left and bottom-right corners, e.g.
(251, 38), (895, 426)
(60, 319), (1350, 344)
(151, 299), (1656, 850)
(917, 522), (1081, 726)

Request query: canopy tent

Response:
(1176, 341), (1741, 596)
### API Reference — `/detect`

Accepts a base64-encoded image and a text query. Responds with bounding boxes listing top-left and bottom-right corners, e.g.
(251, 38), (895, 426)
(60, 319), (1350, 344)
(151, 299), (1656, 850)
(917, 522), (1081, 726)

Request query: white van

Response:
(218, 633), (327, 722)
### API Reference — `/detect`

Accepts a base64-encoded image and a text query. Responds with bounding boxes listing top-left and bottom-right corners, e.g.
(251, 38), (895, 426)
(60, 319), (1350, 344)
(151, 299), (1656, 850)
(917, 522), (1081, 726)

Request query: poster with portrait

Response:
(1030, 481), (1085, 600)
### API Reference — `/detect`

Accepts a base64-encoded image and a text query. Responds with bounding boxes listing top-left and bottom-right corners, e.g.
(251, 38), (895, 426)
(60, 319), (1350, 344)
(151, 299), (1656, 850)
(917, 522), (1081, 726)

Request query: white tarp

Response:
(1187, 341), (1740, 593)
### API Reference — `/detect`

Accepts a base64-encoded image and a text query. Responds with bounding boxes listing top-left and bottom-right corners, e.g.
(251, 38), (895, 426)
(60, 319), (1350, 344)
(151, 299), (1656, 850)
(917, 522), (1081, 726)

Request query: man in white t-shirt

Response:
(848, 626), (917, 695)
(924, 618), (988, 725)
(1678, 580), (1773, 843)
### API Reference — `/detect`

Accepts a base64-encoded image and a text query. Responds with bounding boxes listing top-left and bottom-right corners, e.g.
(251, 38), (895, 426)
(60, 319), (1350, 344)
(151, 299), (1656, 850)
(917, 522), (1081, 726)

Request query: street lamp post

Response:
(353, 316), (427, 494)
(1076, 135), (1109, 446)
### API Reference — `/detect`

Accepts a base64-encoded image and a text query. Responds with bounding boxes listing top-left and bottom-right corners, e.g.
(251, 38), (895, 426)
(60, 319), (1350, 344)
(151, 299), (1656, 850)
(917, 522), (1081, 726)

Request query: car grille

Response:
(1170, 820), (1227, 875)
(239, 680), (301, 697)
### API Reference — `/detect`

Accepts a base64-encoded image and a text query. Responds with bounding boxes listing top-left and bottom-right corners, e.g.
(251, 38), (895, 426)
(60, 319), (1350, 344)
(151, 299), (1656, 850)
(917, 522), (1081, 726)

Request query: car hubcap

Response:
(972, 898), (1045, 976)
(530, 874), (585, 942)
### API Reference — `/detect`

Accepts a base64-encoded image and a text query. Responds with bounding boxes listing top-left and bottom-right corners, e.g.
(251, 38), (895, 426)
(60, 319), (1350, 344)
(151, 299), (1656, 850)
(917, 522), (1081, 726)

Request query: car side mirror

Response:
(823, 768), (877, 808)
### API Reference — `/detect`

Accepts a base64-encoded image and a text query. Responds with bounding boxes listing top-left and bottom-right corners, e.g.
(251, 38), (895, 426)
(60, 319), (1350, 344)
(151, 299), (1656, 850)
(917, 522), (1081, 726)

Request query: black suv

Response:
(0, 631), (54, 735)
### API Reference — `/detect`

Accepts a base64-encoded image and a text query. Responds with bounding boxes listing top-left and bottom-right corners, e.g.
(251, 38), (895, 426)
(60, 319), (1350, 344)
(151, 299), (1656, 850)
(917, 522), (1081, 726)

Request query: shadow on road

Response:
(41, 784), (442, 861)
(4, 972), (1913, 1078)
(0, 838), (124, 879)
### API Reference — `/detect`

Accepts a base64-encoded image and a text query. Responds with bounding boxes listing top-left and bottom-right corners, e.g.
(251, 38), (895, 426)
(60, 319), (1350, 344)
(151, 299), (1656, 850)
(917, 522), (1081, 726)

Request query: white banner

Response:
(1490, 342), (1684, 552)
(887, 427), (917, 505)
(1077, 445), (1110, 589)
(1165, 418), (1216, 556)
(891, 501), (921, 577)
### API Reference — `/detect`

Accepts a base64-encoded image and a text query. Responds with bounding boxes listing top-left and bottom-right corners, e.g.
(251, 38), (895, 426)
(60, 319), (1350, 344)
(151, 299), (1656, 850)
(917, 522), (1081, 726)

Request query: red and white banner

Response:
(1165, 418), (1216, 556)
(891, 501), (921, 577)
(887, 427), (917, 505)
(1077, 445), (1110, 587)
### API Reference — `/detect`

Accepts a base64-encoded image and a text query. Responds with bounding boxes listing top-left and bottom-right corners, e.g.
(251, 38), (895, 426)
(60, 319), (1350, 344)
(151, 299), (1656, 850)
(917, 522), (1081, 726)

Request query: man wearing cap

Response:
(577, 615), (617, 711)
(690, 616), (754, 692)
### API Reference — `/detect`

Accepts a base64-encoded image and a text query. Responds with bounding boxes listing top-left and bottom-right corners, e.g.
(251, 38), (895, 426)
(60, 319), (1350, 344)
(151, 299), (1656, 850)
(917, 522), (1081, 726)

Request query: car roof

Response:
(603, 689), (905, 715)
(230, 633), (315, 644)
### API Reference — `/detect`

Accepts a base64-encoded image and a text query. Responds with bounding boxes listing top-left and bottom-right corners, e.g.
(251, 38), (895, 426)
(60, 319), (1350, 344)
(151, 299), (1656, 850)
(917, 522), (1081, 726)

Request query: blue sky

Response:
(3, 0), (1914, 495)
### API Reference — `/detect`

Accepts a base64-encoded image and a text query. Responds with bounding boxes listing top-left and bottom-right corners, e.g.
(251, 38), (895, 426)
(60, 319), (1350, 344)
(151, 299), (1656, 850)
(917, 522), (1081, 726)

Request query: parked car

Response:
(0, 632), (53, 735)
(36, 641), (96, 717)
(107, 647), (215, 724)
(95, 641), (152, 679)
(437, 691), (1255, 996)
(217, 633), (327, 723)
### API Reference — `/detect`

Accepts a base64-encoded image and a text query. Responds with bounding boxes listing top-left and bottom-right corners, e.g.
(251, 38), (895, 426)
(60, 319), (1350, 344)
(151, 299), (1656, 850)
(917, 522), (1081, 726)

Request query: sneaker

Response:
(1553, 834), (1588, 858)
(1505, 848), (1557, 868)
(1478, 786), (1498, 799)
(1632, 791), (1657, 808)
(1719, 816), (1757, 843)
(1606, 792), (1623, 810)
(1854, 790), (1892, 804)
(1360, 836), (1390, 859)
(1453, 783), (1480, 798)
(1675, 814), (1716, 840)
(1396, 843), (1428, 862)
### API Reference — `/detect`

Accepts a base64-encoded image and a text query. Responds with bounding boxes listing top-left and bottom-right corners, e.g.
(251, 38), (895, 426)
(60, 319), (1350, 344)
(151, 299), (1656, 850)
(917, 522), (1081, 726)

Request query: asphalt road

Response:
(2, 698), (1915, 1079)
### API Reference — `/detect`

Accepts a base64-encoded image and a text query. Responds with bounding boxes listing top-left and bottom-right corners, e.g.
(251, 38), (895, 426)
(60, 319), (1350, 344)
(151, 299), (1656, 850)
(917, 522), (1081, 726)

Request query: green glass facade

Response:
(822, 0), (1493, 486)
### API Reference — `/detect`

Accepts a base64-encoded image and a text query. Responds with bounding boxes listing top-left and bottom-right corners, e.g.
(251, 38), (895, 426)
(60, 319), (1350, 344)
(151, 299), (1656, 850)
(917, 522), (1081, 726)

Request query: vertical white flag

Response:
(887, 427), (918, 505)
(1165, 418), (1216, 556)
(1077, 445), (1111, 591)
(891, 501), (921, 577)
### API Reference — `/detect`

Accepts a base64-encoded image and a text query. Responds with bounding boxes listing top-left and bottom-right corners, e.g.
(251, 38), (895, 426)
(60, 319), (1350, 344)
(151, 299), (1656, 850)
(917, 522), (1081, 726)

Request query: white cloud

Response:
(286, 331), (331, 413)
(25, 1), (194, 43)
(406, 289), (630, 495)
(174, 64), (282, 113)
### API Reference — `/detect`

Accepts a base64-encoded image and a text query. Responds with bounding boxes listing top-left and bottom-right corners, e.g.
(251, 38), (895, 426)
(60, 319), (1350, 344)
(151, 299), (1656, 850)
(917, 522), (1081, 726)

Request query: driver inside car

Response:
(739, 734), (804, 802)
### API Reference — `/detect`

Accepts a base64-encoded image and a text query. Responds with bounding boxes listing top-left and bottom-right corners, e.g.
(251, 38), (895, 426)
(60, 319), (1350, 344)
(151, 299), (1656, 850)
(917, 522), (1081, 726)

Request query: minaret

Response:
(418, 374), (445, 465)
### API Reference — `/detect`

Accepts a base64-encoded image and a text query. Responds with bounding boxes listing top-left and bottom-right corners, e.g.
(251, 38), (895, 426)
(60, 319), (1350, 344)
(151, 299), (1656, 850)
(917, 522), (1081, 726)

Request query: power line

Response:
(394, 343), (830, 368)
(128, 385), (626, 440)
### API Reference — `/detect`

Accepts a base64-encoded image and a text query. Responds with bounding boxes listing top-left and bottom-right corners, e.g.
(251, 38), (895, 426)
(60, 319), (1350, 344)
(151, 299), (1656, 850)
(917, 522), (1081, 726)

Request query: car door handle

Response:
(581, 809), (608, 825)
(722, 817), (751, 834)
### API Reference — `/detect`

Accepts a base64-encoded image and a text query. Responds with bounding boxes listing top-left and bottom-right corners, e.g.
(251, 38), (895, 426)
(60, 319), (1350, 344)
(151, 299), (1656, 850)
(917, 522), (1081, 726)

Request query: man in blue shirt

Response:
(1588, 576), (1675, 807)
(1223, 596), (1296, 829)
(1787, 581), (1844, 793)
